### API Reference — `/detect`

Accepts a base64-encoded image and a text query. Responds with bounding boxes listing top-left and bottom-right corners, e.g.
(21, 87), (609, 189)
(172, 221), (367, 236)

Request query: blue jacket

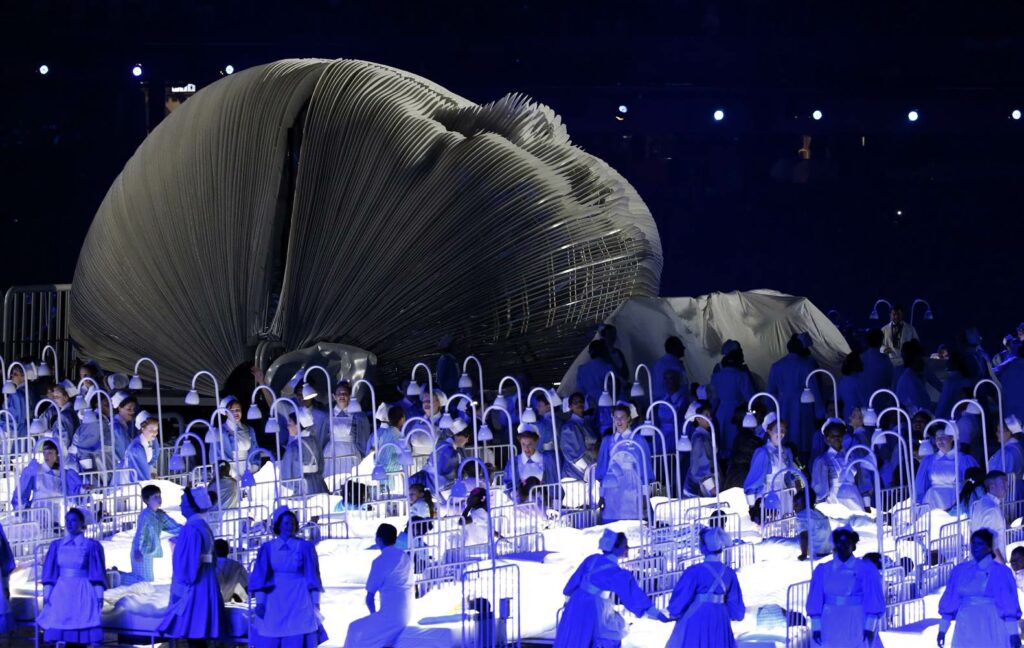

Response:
(4, 387), (28, 437)
(111, 417), (133, 463)
(411, 437), (465, 492)
(14, 461), (82, 507)
(767, 353), (825, 454)
(996, 357), (1024, 422)
(502, 450), (560, 502)
(577, 358), (616, 408)
(711, 366), (755, 456)
(208, 422), (260, 464)
(743, 444), (796, 497)
(115, 437), (161, 484)
(435, 352), (460, 397)
(650, 353), (687, 405)
(595, 431), (653, 485)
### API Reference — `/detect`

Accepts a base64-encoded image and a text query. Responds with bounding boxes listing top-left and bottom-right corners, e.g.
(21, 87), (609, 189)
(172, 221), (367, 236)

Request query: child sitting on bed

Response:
(125, 484), (182, 584)
(214, 539), (248, 603)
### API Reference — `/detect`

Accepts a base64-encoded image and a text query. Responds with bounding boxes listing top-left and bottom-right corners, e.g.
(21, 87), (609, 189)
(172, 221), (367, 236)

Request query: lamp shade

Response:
(598, 391), (613, 408)
(493, 395), (508, 411)
(247, 403), (262, 420)
(371, 464), (387, 482)
(169, 454), (185, 472)
(406, 381), (421, 397)
(800, 388), (815, 404)
(548, 390), (562, 408)
(438, 413), (454, 429)
(2, 381), (15, 396)
(81, 408), (98, 425)
(265, 418), (281, 436)
(868, 310), (879, 320)
(477, 424), (494, 442)
(398, 450), (414, 468)
(521, 408), (537, 424)
(639, 426), (655, 437)
(185, 389), (200, 405)
(458, 373), (473, 390)
(128, 374), (143, 390)
(450, 479), (469, 499)
(240, 469), (256, 488)
(301, 383), (318, 400)
(677, 434), (692, 452)
(29, 418), (46, 436)
(630, 382), (644, 398)
(863, 408), (878, 427)
(346, 399), (363, 414)
(924, 309), (934, 321)
(37, 362), (51, 378)
(73, 395), (86, 411)
(179, 443), (197, 458)
(742, 411), (757, 428)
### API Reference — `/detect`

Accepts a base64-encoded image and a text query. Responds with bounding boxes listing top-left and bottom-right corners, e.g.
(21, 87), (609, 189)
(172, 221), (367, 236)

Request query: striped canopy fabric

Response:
(70, 59), (662, 389)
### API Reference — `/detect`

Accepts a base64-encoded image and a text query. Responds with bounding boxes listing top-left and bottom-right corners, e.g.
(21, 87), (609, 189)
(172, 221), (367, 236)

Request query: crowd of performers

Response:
(1, 307), (1024, 646)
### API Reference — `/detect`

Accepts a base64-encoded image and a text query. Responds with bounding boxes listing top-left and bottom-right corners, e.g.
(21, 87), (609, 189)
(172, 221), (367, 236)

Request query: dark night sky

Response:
(2, 0), (1022, 355)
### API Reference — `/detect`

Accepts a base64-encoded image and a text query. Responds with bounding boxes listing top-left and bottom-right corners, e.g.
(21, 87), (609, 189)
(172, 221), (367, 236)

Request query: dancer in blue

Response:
(250, 506), (327, 648)
(684, 400), (718, 497)
(114, 413), (160, 484)
(554, 529), (666, 647)
(916, 424), (978, 511)
(666, 527), (745, 647)
(37, 508), (106, 645)
(710, 340), (755, 458)
(651, 336), (688, 407)
(125, 484), (181, 583)
(743, 413), (796, 506)
(576, 340), (616, 408)
(806, 527), (884, 648)
(503, 429), (559, 503)
(157, 487), (224, 646)
(596, 404), (653, 523)
(938, 528), (1022, 648)
(282, 413), (328, 496)
(767, 332), (824, 458)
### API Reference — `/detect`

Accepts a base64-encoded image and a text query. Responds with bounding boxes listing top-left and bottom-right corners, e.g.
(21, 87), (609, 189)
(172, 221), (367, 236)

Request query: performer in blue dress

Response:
(37, 508), (107, 645)
(157, 487), (224, 646)
(805, 527), (885, 648)
(554, 529), (666, 647)
(250, 506), (327, 648)
(666, 527), (745, 647)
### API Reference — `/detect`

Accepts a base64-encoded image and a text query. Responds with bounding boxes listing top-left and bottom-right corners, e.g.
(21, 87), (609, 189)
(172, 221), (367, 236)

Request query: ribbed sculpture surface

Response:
(70, 59), (662, 388)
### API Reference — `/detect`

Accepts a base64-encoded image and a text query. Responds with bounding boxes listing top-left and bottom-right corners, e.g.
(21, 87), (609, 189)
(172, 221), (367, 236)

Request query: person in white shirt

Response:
(502, 429), (558, 503)
(344, 524), (412, 648)
(970, 470), (1010, 564)
(881, 305), (918, 365)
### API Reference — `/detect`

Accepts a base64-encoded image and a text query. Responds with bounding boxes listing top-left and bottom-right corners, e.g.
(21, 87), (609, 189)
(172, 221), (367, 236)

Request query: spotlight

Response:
(907, 110), (919, 122)
(812, 110), (822, 121)
(131, 64), (143, 78)
(618, 105), (628, 114)
(225, 65), (235, 75)
(1013, 109), (1022, 121)
(38, 65), (49, 76)
(713, 109), (725, 122)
